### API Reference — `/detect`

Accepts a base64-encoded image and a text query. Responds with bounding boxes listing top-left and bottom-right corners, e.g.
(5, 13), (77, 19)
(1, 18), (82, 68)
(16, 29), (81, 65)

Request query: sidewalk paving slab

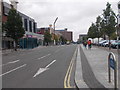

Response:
(80, 46), (106, 89)
(79, 44), (118, 89)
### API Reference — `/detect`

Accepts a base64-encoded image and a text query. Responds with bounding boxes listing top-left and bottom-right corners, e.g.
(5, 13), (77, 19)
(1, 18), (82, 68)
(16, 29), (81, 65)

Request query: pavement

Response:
(75, 44), (119, 89)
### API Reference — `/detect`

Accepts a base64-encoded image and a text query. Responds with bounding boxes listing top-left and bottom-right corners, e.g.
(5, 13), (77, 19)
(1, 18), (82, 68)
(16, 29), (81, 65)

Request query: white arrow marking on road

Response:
(45, 60), (56, 68)
(33, 68), (49, 78)
(0, 60), (20, 67)
(33, 60), (56, 78)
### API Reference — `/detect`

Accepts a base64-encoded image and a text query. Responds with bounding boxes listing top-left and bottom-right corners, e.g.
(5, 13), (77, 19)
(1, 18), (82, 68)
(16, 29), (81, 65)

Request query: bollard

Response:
(108, 52), (118, 90)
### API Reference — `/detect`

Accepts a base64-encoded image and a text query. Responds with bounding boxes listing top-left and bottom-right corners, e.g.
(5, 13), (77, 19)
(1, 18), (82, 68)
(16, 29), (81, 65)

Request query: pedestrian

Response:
(87, 40), (92, 49)
(83, 41), (87, 48)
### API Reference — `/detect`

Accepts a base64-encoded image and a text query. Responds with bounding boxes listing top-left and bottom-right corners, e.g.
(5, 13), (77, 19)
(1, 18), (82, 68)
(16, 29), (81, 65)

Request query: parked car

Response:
(103, 40), (114, 47)
(111, 40), (120, 49)
(102, 40), (109, 47)
(99, 40), (108, 46)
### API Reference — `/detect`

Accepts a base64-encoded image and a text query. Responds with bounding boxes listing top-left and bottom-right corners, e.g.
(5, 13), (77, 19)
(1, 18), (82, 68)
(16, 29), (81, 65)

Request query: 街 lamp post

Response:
(53, 17), (58, 45)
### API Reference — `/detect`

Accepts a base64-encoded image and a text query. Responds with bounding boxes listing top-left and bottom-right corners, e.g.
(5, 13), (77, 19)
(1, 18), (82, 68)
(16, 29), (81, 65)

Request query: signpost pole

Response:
(108, 55), (111, 83)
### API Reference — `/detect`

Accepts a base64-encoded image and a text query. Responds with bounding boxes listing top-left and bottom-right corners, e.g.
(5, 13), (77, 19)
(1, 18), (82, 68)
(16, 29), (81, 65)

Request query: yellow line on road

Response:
(64, 57), (73, 88)
(68, 58), (74, 88)
(64, 47), (77, 88)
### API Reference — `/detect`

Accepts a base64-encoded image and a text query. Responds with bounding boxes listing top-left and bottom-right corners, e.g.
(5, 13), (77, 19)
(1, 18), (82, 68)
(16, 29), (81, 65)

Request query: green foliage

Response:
(87, 2), (117, 41)
(100, 19), (106, 39)
(102, 2), (116, 37)
(95, 16), (102, 38)
(2, 23), (6, 33)
(54, 34), (58, 42)
(4, 8), (25, 50)
(110, 32), (117, 40)
(82, 36), (87, 41)
(5, 9), (25, 41)
(87, 23), (97, 39)
(59, 36), (67, 44)
(44, 31), (52, 44)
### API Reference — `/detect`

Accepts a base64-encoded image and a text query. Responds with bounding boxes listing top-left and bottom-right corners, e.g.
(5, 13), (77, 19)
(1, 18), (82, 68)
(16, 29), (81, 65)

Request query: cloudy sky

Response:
(3, 0), (120, 41)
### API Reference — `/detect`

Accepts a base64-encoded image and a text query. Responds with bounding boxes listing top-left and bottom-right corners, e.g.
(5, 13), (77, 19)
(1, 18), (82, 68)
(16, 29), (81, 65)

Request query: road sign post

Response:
(108, 52), (118, 90)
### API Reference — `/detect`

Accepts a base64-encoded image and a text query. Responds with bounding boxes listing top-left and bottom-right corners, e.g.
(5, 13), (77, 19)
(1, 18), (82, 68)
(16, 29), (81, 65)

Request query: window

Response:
(29, 21), (32, 32)
(33, 22), (36, 33)
(24, 19), (28, 31)
(118, 4), (120, 9)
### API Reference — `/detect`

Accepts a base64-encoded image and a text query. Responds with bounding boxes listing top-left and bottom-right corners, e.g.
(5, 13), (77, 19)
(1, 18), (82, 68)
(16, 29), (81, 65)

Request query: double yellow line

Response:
(64, 47), (77, 88)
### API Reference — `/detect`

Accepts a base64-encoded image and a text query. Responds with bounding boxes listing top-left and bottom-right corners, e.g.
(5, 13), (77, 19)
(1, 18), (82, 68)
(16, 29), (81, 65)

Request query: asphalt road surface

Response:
(2, 45), (77, 88)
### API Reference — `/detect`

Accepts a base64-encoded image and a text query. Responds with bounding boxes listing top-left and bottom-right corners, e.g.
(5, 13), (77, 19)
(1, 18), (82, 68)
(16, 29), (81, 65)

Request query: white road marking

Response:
(33, 68), (49, 78)
(0, 60), (20, 67)
(0, 64), (26, 77)
(8, 60), (20, 64)
(33, 60), (56, 78)
(45, 60), (56, 68)
(38, 54), (51, 60)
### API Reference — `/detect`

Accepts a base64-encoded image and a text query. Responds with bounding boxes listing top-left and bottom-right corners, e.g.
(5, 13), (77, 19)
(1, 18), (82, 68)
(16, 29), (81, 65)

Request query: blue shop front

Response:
(19, 32), (44, 49)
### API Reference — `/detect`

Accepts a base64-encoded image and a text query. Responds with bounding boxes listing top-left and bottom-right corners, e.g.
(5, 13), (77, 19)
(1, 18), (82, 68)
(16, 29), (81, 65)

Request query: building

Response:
(78, 34), (88, 43)
(55, 29), (73, 42)
(2, 2), (44, 49)
(37, 27), (50, 35)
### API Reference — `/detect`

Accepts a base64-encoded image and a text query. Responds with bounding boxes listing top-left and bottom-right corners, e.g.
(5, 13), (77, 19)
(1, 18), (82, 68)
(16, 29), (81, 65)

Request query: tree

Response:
(102, 2), (116, 49)
(87, 23), (97, 39)
(110, 32), (117, 40)
(100, 19), (106, 40)
(44, 31), (52, 45)
(95, 16), (103, 45)
(5, 8), (25, 51)
(59, 36), (67, 44)
(54, 34), (59, 45)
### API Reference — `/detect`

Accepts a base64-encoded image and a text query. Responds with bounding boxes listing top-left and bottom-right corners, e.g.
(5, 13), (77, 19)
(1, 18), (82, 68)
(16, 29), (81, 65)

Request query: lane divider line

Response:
(0, 60), (20, 67)
(38, 54), (51, 60)
(0, 64), (26, 77)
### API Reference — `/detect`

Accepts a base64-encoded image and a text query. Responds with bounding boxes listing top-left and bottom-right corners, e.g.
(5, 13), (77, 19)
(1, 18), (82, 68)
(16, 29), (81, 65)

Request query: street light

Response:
(53, 17), (58, 45)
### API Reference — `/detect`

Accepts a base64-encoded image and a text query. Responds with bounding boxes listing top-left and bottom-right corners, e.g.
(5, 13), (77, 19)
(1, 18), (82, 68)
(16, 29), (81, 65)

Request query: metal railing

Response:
(108, 52), (118, 90)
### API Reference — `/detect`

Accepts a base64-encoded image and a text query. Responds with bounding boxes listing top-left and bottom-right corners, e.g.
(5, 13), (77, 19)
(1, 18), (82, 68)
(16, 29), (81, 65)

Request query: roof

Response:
(55, 30), (65, 31)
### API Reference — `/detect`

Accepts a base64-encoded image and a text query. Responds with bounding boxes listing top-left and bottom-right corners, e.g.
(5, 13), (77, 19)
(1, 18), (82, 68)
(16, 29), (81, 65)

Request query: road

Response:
(2, 45), (77, 88)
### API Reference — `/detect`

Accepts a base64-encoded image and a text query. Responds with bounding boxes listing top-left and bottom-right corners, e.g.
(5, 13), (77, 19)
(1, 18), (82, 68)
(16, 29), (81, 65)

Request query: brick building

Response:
(55, 29), (73, 42)
(37, 27), (50, 35)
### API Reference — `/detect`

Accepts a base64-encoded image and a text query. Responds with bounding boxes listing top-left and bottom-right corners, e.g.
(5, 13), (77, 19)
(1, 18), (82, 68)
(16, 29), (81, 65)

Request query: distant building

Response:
(55, 29), (73, 42)
(78, 34), (88, 43)
(37, 27), (50, 35)
(2, 2), (44, 49)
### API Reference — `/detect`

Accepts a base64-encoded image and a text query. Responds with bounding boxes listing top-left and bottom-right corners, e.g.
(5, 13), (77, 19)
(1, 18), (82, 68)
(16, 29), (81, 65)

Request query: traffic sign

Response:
(110, 58), (115, 70)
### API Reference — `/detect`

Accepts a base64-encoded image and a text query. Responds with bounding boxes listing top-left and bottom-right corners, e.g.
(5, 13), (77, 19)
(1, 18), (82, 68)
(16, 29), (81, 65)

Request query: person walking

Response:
(87, 40), (92, 49)
(83, 41), (87, 48)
